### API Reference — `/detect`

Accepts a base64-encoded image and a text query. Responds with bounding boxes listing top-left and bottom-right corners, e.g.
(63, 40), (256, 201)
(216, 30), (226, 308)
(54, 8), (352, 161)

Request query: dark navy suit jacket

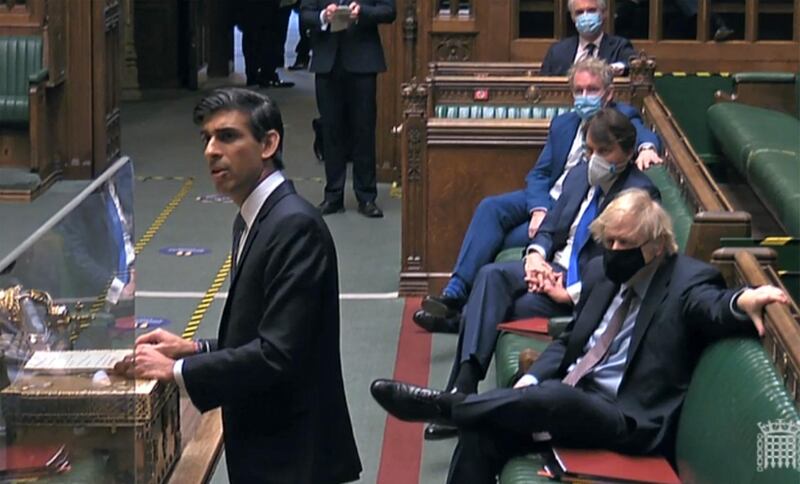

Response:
(301, 0), (396, 74)
(182, 181), (361, 484)
(530, 162), (661, 283)
(529, 254), (754, 454)
(524, 101), (660, 213)
(539, 34), (637, 76)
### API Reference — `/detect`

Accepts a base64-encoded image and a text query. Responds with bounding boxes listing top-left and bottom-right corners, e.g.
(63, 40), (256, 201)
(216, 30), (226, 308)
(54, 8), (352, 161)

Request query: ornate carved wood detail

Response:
(106, 108), (121, 162)
(432, 33), (475, 62)
(403, 0), (417, 42)
(400, 79), (429, 293)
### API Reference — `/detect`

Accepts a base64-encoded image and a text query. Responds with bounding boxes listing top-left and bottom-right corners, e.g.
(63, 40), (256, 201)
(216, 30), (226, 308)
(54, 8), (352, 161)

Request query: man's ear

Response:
(261, 130), (281, 161)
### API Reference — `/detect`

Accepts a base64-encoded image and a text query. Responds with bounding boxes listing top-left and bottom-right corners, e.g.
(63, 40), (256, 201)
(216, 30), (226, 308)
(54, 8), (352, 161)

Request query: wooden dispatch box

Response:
(0, 374), (180, 484)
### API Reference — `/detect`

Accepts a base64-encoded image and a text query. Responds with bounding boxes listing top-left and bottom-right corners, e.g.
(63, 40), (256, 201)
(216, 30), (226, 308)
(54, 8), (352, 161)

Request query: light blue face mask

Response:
(575, 11), (603, 36)
(573, 94), (603, 120)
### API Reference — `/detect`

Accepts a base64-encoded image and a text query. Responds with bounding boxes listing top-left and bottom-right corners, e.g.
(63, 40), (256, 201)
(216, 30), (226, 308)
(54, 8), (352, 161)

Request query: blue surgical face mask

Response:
(574, 94), (603, 120)
(575, 11), (603, 36)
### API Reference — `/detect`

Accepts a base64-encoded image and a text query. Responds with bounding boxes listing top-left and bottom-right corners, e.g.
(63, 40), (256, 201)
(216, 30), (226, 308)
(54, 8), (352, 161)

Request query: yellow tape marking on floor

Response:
(182, 255), (232, 339)
(134, 178), (195, 255)
(761, 237), (793, 246)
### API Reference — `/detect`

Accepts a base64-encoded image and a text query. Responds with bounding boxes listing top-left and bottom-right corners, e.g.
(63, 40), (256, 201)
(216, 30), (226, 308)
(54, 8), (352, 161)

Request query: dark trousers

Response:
(236, 1), (274, 84)
(293, 5), (310, 60)
(315, 65), (378, 204)
(452, 189), (532, 289)
(447, 260), (572, 389)
(265, 5), (293, 73)
(446, 382), (630, 484)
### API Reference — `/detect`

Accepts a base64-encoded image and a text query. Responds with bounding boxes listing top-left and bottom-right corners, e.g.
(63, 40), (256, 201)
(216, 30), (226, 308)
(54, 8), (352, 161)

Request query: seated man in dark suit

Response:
(414, 58), (662, 333)
(420, 108), (662, 439)
(371, 188), (787, 484)
(540, 0), (636, 76)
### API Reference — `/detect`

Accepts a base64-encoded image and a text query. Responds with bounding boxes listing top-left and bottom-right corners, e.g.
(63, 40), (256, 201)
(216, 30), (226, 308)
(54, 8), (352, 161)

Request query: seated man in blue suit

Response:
(371, 189), (787, 484)
(422, 108), (661, 439)
(540, 0), (636, 76)
(413, 58), (662, 332)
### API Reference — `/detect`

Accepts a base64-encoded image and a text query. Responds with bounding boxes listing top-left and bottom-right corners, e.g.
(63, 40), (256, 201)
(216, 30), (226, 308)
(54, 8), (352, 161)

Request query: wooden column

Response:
(121, 0), (141, 100)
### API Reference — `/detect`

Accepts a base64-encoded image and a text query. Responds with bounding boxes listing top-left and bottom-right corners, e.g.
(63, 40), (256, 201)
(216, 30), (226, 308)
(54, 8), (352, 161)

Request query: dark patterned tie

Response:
(562, 289), (635, 387)
(583, 43), (596, 61)
(231, 213), (246, 280)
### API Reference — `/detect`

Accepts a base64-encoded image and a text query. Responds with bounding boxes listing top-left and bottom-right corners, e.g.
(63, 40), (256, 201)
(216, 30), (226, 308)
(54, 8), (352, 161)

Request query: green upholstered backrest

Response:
(707, 102), (800, 236)
(675, 338), (800, 484)
(707, 103), (799, 175)
(434, 104), (572, 119)
(0, 36), (43, 124)
(496, 247), (524, 263)
(644, 165), (693, 253)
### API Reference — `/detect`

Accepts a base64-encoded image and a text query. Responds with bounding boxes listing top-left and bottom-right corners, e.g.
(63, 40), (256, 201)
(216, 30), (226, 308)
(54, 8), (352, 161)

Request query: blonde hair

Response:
(590, 189), (679, 255)
(568, 57), (614, 89)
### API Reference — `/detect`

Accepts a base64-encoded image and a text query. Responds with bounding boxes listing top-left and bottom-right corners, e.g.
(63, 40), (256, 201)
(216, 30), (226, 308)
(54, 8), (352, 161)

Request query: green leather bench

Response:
(0, 35), (48, 127)
(434, 104), (572, 119)
(497, 338), (800, 484)
(707, 100), (800, 236)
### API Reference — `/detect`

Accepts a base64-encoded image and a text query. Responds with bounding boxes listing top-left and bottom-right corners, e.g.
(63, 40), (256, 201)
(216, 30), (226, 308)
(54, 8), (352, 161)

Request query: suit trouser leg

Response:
(345, 73), (378, 203)
(315, 71), (348, 203)
(294, 6), (310, 60)
(447, 382), (629, 483)
(451, 190), (531, 288)
(459, 261), (529, 372)
(265, 6), (293, 74)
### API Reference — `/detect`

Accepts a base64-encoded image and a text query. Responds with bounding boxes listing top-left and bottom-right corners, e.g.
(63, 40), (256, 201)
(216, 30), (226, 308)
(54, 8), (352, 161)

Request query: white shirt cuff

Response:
(516, 374), (539, 387)
(173, 359), (189, 396)
(638, 142), (656, 152)
(730, 288), (750, 321)
(611, 61), (626, 71)
(526, 244), (547, 257)
(320, 10), (330, 30)
(566, 281), (582, 304)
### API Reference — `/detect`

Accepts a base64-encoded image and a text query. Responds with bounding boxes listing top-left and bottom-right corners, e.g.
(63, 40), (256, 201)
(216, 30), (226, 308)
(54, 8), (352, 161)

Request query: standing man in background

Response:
(302, 0), (397, 218)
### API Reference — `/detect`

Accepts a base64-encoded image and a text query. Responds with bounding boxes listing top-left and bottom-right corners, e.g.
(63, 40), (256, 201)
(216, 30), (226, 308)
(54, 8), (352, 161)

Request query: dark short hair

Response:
(583, 108), (637, 155)
(193, 88), (285, 169)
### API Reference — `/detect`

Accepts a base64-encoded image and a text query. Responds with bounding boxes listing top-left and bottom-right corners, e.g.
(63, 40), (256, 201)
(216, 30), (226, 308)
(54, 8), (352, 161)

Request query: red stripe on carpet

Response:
(376, 297), (431, 484)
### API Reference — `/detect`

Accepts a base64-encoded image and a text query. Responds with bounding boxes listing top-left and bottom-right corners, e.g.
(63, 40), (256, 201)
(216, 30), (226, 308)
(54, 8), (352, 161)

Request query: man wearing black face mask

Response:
(413, 108), (660, 440)
(370, 189), (788, 484)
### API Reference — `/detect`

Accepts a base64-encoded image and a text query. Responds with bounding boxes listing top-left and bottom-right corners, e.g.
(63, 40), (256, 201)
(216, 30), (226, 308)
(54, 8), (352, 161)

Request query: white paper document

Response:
(330, 6), (353, 33)
(24, 349), (133, 373)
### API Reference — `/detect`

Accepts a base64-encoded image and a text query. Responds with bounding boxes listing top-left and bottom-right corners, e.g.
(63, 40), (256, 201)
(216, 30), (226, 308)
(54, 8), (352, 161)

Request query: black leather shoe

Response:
(318, 200), (344, 215)
(422, 294), (464, 318)
(412, 310), (459, 334)
(288, 58), (309, 70)
(424, 422), (459, 440)
(358, 201), (383, 218)
(370, 379), (450, 423)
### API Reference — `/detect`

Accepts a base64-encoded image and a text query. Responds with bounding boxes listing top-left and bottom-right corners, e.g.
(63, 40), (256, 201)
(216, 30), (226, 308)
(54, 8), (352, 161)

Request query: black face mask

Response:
(603, 246), (647, 284)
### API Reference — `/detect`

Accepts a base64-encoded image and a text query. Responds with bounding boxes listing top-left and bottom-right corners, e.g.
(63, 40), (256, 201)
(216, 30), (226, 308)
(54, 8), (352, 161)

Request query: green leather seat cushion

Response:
(496, 247), (524, 263)
(746, 150), (800, 235)
(0, 35), (44, 124)
(644, 165), (692, 252)
(675, 338), (800, 484)
(499, 454), (552, 484)
(707, 103), (800, 175)
(495, 331), (550, 388)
